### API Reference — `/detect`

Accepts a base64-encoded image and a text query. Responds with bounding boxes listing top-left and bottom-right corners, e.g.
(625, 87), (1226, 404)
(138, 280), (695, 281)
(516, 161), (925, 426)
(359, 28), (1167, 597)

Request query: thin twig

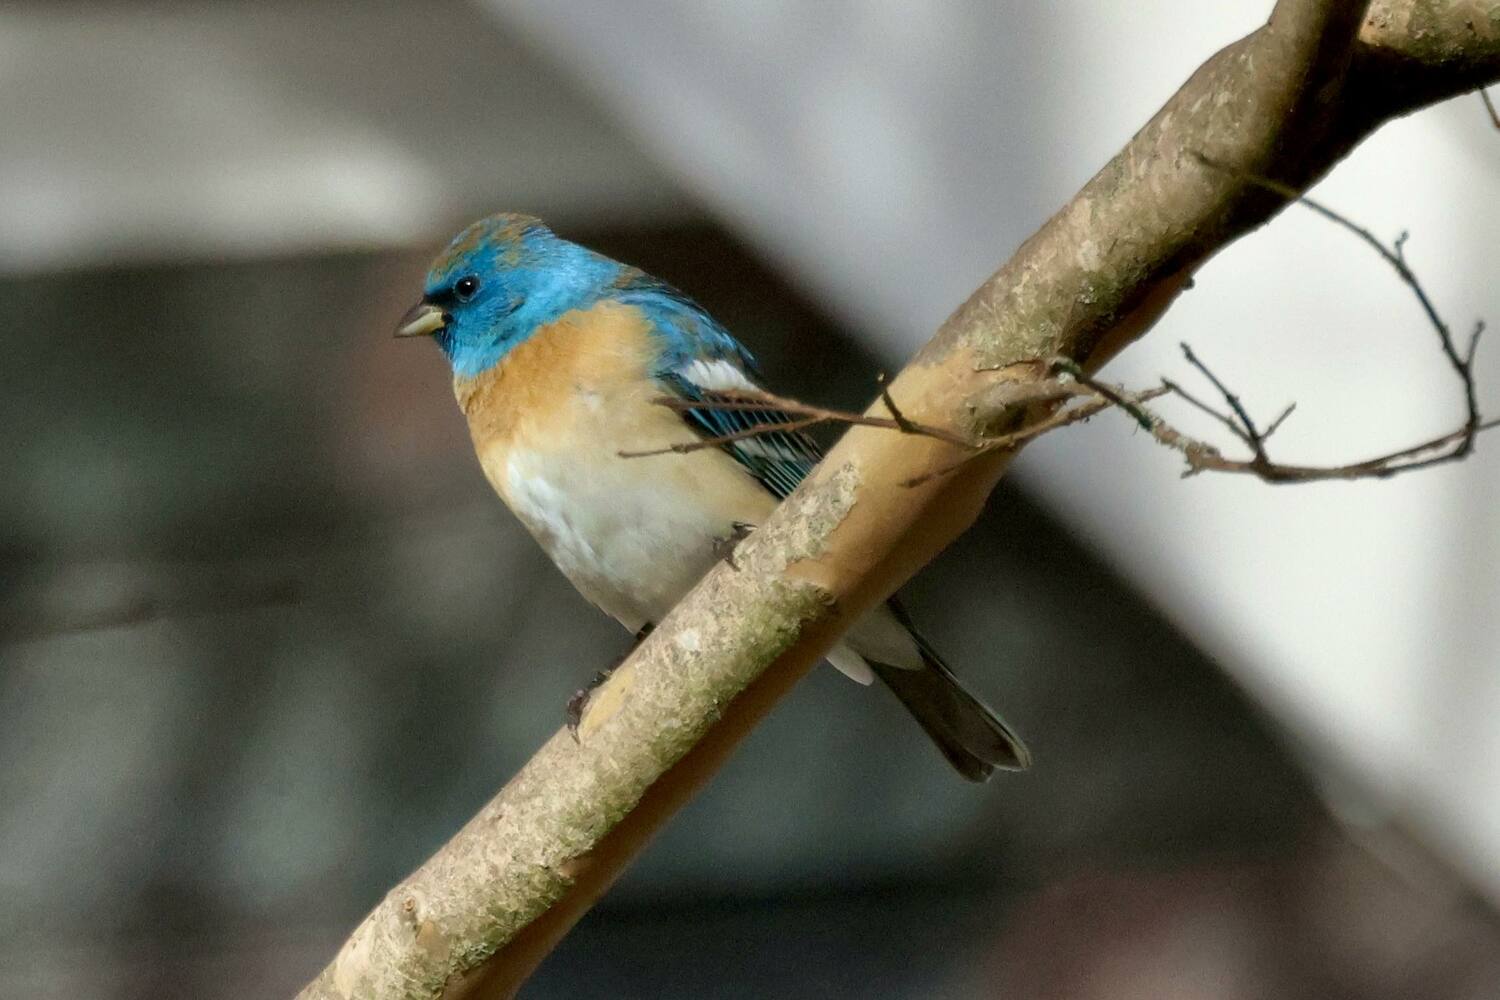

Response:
(901, 386), (1171, 487)
(618, 414), (827, 458)
(1159, 378), (1258, 445)
(1059, 355), (1500, 483)
(622, 366), (1151, 483)
(1263, 402), (1298, 440)
(619, 385), (997, 461)
(1196, 154), (1483, 459)
(1482, 88), (1500, 130)
(1051, 357), (1156, 430)
(1158, 415), (1500, 482)
(1179, 343), (1268, 460)
(877, 372), (921, 435)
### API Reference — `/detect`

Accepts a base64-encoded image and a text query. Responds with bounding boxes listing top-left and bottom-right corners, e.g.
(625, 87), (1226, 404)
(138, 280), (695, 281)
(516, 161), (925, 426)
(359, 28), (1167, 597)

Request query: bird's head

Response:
(394, 212), (622, 377)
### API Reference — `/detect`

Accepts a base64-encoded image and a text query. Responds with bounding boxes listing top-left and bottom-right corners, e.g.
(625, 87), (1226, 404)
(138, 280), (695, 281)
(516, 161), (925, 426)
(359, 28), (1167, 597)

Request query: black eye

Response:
(454, 275), (481, 301)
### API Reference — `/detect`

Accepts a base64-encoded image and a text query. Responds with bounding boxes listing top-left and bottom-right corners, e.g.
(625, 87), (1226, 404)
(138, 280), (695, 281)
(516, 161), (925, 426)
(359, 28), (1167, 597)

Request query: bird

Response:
(395, 212), (1029, 780)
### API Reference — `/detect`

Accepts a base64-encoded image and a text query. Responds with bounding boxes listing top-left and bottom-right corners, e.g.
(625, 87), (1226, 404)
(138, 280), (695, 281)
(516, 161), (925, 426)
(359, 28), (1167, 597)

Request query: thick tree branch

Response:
(298, 3), (1500, 998)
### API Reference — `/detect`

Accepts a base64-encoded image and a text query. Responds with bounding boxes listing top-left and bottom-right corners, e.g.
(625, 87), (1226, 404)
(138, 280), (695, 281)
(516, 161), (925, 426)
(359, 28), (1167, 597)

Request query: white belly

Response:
(495, 445), (776, 632)
(494, 444), (916, 684)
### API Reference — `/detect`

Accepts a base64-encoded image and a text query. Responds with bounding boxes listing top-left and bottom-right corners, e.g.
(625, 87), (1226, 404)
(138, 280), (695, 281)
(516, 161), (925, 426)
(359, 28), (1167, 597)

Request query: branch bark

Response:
(298, 3), (1500, 997)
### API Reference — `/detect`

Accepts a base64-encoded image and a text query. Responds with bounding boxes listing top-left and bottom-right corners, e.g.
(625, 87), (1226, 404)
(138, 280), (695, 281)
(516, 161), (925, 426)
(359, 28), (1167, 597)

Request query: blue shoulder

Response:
(610, 270), (759, 375)
(608, 271), (821, 500)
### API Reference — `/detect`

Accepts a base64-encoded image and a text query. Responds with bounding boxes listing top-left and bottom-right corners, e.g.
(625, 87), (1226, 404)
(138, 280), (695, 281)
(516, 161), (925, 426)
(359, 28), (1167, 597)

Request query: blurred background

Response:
(3, 2), (1499, 997)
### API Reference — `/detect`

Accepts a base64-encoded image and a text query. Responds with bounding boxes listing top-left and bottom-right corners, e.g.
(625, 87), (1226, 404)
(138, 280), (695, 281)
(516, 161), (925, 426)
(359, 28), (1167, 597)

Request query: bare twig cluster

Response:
(634, 169), (1492, 487)
(1059, 347), (1497, 484)
(1056, 163), (1492, 483)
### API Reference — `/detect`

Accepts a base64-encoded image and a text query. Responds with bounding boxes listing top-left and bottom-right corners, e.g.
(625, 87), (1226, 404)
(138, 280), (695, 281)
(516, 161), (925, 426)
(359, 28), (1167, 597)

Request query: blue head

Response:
(394, 213), (624, 377)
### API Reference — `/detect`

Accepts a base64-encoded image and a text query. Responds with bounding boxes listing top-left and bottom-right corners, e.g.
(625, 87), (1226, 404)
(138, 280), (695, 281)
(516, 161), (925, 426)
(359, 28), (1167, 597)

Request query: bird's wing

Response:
(613, 272), (823, 500)
(656, 359), (823, 500)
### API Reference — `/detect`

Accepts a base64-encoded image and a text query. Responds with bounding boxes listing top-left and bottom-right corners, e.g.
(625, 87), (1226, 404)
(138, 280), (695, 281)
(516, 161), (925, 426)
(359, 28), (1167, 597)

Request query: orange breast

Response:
(452, 299), (662, 458)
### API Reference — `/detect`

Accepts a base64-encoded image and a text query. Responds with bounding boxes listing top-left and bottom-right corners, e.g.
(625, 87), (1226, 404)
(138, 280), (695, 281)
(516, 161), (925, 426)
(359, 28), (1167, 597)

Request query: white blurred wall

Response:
(0, 1), (685, 272)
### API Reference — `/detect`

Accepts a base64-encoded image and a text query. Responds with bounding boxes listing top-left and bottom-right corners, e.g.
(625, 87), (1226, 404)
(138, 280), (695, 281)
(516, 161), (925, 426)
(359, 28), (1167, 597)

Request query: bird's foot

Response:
(565, 625), (653, 741)
(566, 668), (614, 741)
(713, 521), (756, 570)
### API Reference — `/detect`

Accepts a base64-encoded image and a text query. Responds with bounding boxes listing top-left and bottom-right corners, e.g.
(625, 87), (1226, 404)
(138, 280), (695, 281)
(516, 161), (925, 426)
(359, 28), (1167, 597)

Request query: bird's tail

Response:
(868, 623), (1031, 782)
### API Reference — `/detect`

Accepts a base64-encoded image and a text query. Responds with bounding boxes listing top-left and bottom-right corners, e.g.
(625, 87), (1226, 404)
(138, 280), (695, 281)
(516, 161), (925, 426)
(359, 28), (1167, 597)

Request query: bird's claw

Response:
(566, 625), (653, 741)
(714, 521), (756, 570)
(565, 668), (614, 741)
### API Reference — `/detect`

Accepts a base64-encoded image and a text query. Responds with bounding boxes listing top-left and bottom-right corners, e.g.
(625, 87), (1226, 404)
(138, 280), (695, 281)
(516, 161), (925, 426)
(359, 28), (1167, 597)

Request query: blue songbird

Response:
(396, 213), (1028, 780)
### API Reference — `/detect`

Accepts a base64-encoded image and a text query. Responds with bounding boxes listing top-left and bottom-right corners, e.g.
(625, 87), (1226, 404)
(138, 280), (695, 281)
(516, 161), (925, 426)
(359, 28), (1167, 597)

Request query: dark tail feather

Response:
(870, 643), (1031, 782)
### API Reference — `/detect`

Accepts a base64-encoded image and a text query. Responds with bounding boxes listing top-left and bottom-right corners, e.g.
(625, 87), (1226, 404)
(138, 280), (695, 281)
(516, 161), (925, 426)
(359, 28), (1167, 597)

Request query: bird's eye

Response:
(454, 275), (481, 301)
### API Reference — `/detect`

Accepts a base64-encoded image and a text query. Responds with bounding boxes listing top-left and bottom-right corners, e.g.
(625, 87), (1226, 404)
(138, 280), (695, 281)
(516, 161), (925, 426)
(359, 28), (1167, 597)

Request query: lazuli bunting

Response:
(395, 213), (1029, 780)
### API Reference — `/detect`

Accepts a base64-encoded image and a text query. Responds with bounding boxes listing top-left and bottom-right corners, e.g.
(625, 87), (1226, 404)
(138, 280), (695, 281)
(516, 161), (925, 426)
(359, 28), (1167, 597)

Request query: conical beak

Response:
(394, 301), (449, 339)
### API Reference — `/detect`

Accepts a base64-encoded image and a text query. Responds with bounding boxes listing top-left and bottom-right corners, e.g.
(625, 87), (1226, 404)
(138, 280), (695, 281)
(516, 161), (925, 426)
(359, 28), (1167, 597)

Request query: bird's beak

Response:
(394, 301), (449, 339)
